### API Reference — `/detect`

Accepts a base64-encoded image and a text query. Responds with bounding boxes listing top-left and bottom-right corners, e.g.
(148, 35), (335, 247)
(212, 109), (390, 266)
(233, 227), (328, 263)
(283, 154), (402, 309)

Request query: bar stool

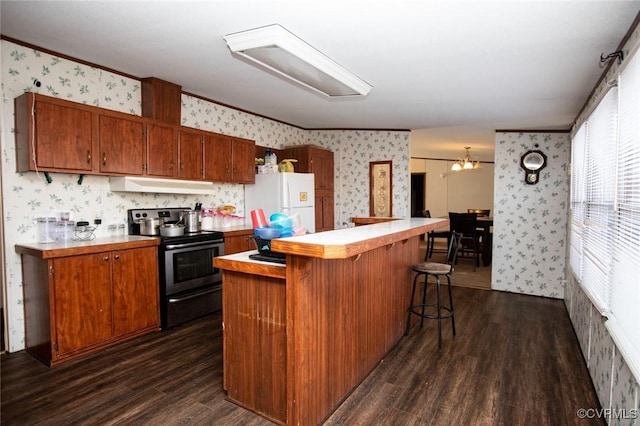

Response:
(405, 232), (462, 348)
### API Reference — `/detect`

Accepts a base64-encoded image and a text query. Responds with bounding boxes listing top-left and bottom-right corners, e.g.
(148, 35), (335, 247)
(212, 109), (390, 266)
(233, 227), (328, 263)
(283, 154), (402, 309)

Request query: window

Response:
(570, 49), (640, 381)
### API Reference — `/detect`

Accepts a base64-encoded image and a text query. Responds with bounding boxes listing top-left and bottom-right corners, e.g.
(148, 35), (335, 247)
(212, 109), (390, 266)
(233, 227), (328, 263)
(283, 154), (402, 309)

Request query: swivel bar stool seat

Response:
(405, 232), (463, 348)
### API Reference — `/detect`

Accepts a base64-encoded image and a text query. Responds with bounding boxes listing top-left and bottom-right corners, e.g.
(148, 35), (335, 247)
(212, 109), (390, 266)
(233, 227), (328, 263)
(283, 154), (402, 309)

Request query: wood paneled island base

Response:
(214, 218), (448, 425)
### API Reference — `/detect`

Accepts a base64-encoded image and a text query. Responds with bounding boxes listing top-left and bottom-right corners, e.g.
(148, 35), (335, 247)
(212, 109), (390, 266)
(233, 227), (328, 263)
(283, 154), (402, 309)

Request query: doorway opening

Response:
(411, 173), (425, 217)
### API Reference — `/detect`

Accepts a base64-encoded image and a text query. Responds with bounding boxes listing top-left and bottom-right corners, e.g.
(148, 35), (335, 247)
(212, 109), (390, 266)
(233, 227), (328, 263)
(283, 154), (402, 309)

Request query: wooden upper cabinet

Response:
(230, 136), (256, 183)
(15, 93), (95, 173)
(312, 149), (334, 191)
(281, 145), (334, 190)
(141, 77), (182, 126)
(98, 114), (145, 175)
(145, 123), (177, 177)
(204, 133), (232, 182)
(14, 92), (255, 184)
(204, 134), (255, 183)
(178, 128), (204, 180)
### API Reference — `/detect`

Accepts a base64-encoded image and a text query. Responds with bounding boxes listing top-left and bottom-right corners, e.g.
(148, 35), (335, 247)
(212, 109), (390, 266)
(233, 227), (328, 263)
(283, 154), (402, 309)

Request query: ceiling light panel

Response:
(223, 24), (372, 98)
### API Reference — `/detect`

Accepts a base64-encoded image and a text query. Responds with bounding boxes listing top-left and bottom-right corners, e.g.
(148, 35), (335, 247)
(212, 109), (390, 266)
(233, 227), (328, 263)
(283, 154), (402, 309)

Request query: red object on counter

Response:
(250, 209), (268, 229)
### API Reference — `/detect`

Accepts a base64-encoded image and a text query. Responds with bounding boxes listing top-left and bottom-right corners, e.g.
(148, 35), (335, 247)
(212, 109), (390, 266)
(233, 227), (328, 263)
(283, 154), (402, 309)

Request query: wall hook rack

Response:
(43, 172), (52, 184)
(600, 50), (624, 65)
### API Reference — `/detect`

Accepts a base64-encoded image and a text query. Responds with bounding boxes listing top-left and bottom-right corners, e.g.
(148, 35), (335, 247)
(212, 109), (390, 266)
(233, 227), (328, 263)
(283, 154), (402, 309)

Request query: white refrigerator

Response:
(245, 173), (316, 233)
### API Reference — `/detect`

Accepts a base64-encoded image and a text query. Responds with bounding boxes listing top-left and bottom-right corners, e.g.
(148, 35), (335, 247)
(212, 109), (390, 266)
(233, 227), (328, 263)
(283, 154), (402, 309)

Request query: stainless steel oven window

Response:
(163, 242), (223, 295)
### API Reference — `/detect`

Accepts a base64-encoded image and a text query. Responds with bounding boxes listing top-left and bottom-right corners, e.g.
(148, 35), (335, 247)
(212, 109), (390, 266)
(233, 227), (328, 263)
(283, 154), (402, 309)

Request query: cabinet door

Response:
(112, 247), (160, 337)
(231, 137), (256, 183)
(310, 148), (334, 190)
(33, 97), (94, 171)
(146, 123), (177, 177)
(224, 232), (256, 254)
(178, 129), (203, 180)
(52, 254), (112, 357)
(203, 133), (232, 182)
(316, 192), (335, 232)
(99, 114), (145, 175)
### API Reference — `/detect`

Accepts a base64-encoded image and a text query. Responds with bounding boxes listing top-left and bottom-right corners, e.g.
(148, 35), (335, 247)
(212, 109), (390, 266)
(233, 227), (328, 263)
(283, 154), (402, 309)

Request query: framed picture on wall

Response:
(369, 161), (392, 217)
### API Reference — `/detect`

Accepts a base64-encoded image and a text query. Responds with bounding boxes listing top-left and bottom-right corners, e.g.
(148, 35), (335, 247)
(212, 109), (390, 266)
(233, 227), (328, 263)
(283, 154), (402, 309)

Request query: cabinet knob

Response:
(114, 254), (120, 260)
(102, 153), (107, 166)
(87, 150), (91, 164)
(103, 256), (109, 261)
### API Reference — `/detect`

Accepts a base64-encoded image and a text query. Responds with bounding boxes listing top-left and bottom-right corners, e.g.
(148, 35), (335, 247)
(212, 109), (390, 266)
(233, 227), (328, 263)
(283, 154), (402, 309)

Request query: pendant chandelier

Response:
(451, 146), (480, 171)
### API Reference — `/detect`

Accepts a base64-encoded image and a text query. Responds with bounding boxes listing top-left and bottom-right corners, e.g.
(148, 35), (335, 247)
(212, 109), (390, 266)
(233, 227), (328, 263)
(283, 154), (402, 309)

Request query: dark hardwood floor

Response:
(1, 287), (604, 425)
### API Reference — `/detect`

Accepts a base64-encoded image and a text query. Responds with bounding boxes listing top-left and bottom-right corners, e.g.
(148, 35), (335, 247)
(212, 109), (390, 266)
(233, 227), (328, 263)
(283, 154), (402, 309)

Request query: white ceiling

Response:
(2, 1), (639, 160)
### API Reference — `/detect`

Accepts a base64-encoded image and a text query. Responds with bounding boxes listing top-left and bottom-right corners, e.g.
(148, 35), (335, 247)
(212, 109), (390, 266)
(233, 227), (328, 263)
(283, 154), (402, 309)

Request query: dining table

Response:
(476, 216), (493, 266)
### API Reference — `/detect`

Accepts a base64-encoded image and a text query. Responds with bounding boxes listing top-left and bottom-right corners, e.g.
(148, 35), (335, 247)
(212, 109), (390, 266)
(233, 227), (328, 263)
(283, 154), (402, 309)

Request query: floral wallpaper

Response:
(1, 40), (408, 352)
(307, 130), (410, 225)
(492, 132), (570, 298)
(566, 277), (640, 425)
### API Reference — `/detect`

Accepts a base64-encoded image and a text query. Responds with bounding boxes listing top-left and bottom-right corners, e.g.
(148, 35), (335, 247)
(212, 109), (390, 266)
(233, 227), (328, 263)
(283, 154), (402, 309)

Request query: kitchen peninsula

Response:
(214, 217), (447, 425)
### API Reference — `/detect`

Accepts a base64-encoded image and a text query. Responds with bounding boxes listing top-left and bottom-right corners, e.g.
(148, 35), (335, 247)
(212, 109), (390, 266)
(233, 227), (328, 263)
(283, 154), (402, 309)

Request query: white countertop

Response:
(219, 250), (286, 267)
(278, 218), (444, 246)
(216, 217), (448, 260)
(15, 235), (158, 251)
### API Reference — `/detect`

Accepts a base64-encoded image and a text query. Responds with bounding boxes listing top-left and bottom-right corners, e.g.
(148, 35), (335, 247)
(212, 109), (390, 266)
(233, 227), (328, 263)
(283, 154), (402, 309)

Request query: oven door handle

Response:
(164, 240), (224, 250)
(168, 286), (220, 303)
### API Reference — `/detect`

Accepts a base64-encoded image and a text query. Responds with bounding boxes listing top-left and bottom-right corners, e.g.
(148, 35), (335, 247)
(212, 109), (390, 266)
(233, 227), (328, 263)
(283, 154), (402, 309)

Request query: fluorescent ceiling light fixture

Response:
(223, 24), (372, 98)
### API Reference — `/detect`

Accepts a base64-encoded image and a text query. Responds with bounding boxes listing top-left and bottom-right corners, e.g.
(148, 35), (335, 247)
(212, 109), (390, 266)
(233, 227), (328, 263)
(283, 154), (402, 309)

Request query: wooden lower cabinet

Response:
(223, 228), (256, 254)
(51, 254), (113, 356)
(223, 270), (287, 424)
(217, 236), (419, 425)
(316, 191), (334, 232)
(19, 244), (160, 366)
(111, 247), (161, 337)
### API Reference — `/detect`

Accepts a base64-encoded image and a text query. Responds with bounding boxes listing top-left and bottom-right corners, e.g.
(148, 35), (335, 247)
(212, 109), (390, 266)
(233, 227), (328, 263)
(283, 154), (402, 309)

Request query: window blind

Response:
(575, 88), (618, 314)
(569, 124), (586, 281)
(606, 50), (640, 381)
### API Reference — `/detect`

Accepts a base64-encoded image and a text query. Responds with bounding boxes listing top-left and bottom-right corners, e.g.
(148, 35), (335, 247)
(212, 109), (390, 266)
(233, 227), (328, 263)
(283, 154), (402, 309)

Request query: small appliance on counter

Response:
(127, 207), (225, 329)
(248, 235), (286, 264)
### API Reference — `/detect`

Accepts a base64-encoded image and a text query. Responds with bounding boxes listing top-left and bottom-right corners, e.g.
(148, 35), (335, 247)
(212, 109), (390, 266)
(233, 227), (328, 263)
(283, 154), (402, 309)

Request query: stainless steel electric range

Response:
(127, 208), (224, 329)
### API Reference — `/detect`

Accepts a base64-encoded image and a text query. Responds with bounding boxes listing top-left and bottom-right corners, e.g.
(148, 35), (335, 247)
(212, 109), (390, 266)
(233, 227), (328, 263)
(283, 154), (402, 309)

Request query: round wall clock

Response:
(520, 150), (547, 185)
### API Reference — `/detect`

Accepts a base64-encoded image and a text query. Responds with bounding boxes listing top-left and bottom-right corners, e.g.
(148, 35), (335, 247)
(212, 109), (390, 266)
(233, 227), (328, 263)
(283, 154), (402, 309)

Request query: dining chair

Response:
(467, 209), (490, 217)
(417, 210), (449, 260)
(448, 212), (481, 271)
